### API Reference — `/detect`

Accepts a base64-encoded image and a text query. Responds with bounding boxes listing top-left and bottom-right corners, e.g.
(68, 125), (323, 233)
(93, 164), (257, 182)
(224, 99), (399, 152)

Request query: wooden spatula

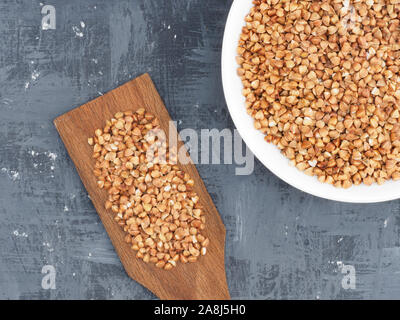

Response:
(54, 73), (230, 300)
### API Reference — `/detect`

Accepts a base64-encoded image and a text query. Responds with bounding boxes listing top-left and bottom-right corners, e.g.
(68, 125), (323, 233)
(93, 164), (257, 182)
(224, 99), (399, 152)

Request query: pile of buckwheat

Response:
(88, 109), (208, 270)
(237, 0), (400, 187)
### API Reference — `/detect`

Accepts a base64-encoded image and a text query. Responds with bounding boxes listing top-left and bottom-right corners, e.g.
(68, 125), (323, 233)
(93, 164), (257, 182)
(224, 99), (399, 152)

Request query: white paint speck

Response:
(80, 21), (86, 28)
(11, 171), (19, 180)
(1, 168), (20, 181)
(72, 26), (84, 38)
(31, 70), (40, 81)
(42, 23), (51, 31)
(46, 151), (58, 161)
(64, 205), (69, 212)
(384, 218), (388, 228)
(13, 230), (28, 238)
(43, 242), (54, 252)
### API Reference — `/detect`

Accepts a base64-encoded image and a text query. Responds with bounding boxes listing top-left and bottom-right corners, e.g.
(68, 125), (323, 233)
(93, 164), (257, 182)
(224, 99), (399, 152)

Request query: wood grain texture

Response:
(53, 73), (229, 300)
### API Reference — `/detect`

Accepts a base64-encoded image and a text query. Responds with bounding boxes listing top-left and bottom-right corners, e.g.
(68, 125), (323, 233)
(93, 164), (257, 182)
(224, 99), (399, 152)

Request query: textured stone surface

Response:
(1, 0), (400, 300)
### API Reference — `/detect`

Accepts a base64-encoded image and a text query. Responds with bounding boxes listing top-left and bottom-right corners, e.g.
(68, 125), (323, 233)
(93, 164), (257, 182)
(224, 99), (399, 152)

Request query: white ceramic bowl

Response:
(221, 0), (400, 203)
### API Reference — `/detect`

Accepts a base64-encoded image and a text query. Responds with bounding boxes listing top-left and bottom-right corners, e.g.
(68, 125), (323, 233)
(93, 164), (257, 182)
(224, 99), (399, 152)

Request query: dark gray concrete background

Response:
(0, 0), (399, 300)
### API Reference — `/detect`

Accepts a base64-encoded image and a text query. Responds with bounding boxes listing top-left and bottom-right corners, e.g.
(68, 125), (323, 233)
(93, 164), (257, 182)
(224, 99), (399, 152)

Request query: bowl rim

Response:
(221, 0), (400, 203)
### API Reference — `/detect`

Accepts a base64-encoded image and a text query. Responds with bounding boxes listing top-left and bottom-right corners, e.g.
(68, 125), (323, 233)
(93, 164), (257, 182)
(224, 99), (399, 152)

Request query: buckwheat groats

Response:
(88, 109), (208, 270)
(237, 0), (400, 188)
